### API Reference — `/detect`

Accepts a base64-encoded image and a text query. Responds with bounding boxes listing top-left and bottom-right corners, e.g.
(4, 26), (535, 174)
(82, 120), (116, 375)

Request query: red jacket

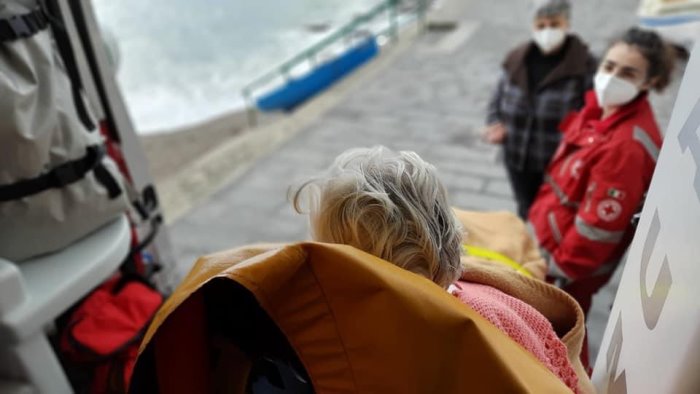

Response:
(529, 91), (662, 280)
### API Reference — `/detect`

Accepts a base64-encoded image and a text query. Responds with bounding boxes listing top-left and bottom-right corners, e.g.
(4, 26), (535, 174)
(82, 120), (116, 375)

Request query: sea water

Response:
(93, 0), (382, 133)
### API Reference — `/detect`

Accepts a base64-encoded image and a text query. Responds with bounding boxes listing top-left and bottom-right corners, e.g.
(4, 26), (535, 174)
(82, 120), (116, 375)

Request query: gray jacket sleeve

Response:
(486, 70), (506, 125)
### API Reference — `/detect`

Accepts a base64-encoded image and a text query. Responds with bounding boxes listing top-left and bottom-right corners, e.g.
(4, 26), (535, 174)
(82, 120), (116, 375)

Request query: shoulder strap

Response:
(42, 0), (96, 131)
(0, 8), (49, 42)
(1, 4), (96, 131)
(0, 145), (122, 201)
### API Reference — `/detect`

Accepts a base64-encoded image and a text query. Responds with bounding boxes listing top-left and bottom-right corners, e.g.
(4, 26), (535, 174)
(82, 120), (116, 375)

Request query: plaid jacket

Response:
(487, 35), (596, 172)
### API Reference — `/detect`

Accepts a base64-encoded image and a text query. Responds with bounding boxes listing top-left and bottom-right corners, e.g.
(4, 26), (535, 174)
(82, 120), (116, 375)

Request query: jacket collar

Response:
(503, 34), (592, 95)
(579, 90), (650, 135)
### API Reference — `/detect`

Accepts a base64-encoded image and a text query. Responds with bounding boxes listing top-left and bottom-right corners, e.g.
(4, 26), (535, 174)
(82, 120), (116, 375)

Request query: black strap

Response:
(119, 214), (163, 277)
(2, 5), (95, 131)
(41, 0), (96, 132)
(70, 74), (96, 132)
(0, 8), (49, 42)
(0, 145), (117, 201)
(131, 185), (159, 221)
(94, 163), (123, 199)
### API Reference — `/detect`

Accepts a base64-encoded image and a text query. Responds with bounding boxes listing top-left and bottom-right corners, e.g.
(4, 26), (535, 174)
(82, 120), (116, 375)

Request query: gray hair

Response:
(291, 146), (463, 288)
(531, 0), (571, 20)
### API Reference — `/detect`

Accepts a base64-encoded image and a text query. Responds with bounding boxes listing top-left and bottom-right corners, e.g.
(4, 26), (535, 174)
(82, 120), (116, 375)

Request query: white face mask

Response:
(594, 72), (640, 108)
(532, 28), (566, 54)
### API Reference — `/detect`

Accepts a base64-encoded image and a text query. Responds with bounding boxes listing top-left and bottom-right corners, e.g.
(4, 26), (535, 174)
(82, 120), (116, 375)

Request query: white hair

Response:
(291, 146), (463, 288)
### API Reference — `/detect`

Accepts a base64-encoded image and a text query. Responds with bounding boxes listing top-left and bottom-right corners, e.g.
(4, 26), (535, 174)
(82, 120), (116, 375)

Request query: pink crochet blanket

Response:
(451, 281), (579, 393)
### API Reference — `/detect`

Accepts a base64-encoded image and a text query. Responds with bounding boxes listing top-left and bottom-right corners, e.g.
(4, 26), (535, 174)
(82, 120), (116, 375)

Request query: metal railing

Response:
(241, 0), (428, 125)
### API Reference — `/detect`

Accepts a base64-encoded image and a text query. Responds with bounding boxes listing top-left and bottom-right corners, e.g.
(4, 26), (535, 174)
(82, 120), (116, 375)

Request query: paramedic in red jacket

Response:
(529, 27), (675, 316)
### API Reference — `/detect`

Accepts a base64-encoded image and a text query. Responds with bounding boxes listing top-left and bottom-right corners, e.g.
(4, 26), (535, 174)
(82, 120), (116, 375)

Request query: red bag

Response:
(60, 275), (163, 393)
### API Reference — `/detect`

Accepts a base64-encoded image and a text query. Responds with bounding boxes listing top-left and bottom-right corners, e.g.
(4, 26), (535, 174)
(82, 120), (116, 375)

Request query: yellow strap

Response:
(463, 245), (533, 278)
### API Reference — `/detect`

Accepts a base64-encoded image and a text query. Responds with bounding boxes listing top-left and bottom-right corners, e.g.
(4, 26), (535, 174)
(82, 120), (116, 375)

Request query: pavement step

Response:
(428, 144), (499, 163)
(436, 158), (507, 179)
(485, 179), (513, 198)
(451, 190), (517, 212)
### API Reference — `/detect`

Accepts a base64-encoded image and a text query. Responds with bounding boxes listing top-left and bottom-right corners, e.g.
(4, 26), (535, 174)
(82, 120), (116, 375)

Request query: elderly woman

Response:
(292, 146), (592, 393)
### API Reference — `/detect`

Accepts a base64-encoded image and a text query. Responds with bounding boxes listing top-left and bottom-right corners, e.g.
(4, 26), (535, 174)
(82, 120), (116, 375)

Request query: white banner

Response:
(592, 42), (700, 393)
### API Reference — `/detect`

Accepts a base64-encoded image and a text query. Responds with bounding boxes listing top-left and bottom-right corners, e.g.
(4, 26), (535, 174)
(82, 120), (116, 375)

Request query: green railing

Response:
(242, 0), (428, 125)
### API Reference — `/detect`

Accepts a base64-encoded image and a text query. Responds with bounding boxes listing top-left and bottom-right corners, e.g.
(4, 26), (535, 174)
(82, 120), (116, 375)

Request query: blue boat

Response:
(639, 13), (700, 27)
(257, 37), (379, 111)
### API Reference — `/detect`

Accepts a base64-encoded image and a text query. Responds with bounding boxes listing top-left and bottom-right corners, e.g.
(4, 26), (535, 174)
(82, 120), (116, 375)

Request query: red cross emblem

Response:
(597, 199), (623, 222)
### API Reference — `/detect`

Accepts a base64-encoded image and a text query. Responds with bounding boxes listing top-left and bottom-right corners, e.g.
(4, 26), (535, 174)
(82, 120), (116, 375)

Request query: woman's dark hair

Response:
(612, 27), (675, 92)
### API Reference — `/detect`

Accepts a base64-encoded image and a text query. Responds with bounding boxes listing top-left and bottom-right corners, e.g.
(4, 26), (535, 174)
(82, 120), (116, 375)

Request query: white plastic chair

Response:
(0, 215), (131, 393)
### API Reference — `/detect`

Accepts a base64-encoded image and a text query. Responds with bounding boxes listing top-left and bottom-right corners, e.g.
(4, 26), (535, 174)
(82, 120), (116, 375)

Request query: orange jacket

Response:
(529, 91), (661, 280)
(131, 243), (577, 393)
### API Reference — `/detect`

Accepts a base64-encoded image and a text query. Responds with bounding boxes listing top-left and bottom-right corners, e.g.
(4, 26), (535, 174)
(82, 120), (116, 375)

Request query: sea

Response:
(92, 0), (386, 133)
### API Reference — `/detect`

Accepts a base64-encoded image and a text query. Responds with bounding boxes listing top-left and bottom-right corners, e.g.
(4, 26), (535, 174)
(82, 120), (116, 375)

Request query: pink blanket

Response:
(451, 281), (579, 393)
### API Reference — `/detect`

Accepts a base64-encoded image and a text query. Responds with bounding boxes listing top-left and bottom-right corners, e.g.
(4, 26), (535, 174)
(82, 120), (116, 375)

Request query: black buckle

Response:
(49, 146), (102, 187)
(7, 15), (32, 38)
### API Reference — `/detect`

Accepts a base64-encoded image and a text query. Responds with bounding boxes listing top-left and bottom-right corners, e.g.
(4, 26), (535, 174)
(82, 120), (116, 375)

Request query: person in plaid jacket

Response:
(484, 0), (596, 219)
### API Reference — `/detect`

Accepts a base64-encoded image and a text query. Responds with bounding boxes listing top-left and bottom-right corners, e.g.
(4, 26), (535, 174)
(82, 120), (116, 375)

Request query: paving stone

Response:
(450, 191), (517, 212)
(437, 170), (485, 193)
(485, 179), (513, 198)
(429, 144), (499, 163)
(437, 159), (507, 179)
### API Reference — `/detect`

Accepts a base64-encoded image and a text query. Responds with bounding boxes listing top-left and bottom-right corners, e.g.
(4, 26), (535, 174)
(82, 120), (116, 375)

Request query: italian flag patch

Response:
(607, 188), (625, 200)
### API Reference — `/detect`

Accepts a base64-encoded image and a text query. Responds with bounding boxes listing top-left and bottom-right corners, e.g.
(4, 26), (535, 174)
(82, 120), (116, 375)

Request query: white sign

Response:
(592, 42), (700, 393)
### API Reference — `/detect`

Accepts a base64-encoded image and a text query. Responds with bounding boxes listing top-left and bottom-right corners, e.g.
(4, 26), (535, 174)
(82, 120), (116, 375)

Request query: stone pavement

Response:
(167, 0), (683, 365)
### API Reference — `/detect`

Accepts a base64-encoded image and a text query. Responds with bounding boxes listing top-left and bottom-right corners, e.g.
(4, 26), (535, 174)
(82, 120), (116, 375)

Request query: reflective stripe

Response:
(463, 245), (533, 278)
(591, 259), (619, 277)
(633, 126), (660, 162)
(551, 255), (617, 285)
(548, 258), (573, 282)
(548, 211), (563, 243)
(545, 175), (579, 208)
(574, 216), (625, 243)
(559, 155), (573, 177)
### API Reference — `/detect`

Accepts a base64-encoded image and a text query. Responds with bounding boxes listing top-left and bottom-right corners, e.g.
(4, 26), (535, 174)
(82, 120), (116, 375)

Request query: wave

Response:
(92, 0), (382, 133)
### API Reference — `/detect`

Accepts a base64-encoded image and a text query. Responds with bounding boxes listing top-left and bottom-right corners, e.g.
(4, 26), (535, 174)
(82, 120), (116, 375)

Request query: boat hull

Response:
(257, 37), (379, 111)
